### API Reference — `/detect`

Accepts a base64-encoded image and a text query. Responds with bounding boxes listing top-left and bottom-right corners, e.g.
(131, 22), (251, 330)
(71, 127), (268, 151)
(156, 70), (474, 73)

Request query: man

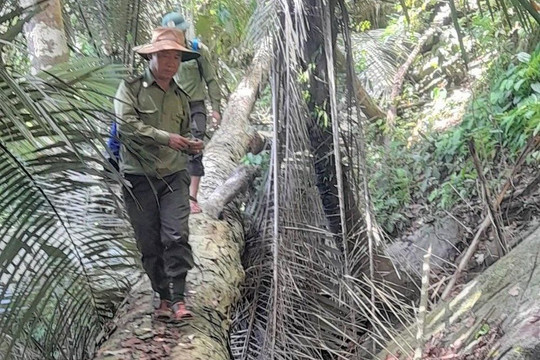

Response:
(162, 12), (223, 214)
(115, 27), (203, 321)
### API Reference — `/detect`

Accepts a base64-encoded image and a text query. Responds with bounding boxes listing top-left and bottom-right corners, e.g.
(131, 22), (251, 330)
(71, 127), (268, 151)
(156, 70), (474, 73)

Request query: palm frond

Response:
(61, 0), (178, 64)
(230, 1), (414, 358)
(0, 50), (138, 359)
(348, 29), (413, 103)
(243, 0), (277, 51)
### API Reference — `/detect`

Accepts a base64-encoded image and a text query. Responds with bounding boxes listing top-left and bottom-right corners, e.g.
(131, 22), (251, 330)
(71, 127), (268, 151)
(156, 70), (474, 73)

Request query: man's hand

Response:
(187, 138), (204, 154)
(168, 134), (191, 151)
(212, 111), (221, 127)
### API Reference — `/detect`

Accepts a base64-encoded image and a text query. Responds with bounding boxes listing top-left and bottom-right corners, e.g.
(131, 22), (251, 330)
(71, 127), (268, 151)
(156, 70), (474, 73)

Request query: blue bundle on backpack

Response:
(191, 38), (199, 51)
(106, 122), (120, 170)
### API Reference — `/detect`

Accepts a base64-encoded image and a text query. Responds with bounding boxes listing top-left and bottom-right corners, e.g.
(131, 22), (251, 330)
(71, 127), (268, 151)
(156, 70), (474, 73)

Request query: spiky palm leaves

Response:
(61, 0), (179, 64)
(231, 1), (413, 359)
(232, 0), (538, 359)
(0, 9), (139, 356)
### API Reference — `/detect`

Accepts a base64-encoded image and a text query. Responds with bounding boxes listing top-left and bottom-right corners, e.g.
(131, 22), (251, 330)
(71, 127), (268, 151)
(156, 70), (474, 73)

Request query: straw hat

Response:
(133, 27), (199, 61)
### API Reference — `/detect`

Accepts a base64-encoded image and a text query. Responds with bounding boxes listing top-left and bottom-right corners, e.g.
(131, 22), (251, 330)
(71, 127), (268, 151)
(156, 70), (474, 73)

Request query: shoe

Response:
(154, 300), (171, 320)
(171, 302), (193, 321)
(190, 198), (202, 214)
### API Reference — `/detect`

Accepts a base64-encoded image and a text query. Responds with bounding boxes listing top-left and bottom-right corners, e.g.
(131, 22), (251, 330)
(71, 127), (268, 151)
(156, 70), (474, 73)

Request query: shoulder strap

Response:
(188, 40), (204, 80)
(195, 57), (204, 80)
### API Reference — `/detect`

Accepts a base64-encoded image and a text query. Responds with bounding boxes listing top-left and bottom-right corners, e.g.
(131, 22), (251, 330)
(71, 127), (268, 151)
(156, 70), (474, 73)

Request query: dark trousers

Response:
(123, 170), (193, 304)
(187, 100), (207, 177)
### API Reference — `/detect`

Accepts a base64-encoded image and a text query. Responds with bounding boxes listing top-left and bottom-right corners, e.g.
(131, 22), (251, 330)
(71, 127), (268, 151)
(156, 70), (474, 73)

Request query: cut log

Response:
(376, 225), (540, 360)
(95, 39), (272, 359)
(202, 164), (261, 220)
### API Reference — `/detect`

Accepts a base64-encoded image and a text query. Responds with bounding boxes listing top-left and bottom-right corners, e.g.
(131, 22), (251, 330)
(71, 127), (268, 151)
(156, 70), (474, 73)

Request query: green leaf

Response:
(517, 52), (531, 63)
(0, 54), (137, 359)
(475, 324), (490, 339)
(531, 82), (540, 94)
(514, 79), (525, 91)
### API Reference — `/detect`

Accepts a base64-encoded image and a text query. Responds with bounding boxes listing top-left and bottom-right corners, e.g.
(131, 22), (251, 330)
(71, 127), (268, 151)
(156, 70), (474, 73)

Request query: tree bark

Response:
(95, 40), (272, 360)
(203, 164), (261, 220)
(20, 0), (69, 74)
(376, 225), (540, 360)
(199, 42), (272, 201)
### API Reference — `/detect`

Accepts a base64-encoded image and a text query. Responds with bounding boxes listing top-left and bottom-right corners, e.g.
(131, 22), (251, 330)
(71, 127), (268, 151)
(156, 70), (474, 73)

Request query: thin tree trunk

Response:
(20, 0), (69, 74)
(386, 26), (438, 131)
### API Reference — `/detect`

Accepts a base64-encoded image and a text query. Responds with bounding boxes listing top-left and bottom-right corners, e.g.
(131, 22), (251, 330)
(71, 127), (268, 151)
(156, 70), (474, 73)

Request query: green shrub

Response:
(370, 46), (540, 232)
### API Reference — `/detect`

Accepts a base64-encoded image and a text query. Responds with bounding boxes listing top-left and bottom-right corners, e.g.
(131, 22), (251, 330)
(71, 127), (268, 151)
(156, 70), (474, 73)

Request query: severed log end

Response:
(202, 164), (261, 219)
(247, 127), (268, 155)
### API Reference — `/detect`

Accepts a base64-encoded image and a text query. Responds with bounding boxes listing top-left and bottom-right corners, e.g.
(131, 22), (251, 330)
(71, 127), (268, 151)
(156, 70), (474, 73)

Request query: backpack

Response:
(106, 76), (143, 171)
(189, 38), (204, 80)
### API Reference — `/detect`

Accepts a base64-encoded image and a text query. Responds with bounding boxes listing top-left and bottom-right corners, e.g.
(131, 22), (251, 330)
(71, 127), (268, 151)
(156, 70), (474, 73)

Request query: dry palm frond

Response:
(348, 29), (413, 103)
(231, 1), (414, 359)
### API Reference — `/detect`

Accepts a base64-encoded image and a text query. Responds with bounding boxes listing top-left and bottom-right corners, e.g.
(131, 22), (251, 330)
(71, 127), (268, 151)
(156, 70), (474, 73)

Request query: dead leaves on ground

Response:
(98, 322), (182, 359)
(384, 321), (503, 360)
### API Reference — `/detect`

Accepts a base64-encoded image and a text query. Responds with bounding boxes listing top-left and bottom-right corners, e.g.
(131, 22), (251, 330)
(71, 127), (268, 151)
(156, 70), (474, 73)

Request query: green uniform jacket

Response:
(176, 43), (221, 112)
(115, 68), (192, 177)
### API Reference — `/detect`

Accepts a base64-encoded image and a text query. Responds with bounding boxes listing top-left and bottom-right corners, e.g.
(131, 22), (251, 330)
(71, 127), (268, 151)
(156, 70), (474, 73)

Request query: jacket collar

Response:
(142, 68), (180, 89)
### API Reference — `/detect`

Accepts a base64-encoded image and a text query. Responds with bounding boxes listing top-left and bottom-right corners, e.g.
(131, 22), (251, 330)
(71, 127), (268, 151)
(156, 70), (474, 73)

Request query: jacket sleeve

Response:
(200, 47), (222, 113)
(115, 80), (170, 146)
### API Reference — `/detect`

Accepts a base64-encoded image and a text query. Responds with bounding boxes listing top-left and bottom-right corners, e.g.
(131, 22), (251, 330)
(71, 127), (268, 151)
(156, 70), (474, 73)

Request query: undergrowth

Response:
(370, 43), (540, 234)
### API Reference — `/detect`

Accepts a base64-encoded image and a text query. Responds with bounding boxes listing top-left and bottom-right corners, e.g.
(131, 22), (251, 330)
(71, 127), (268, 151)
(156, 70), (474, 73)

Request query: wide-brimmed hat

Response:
(162, 12), (190, 31)
(133, 27), (199, 61)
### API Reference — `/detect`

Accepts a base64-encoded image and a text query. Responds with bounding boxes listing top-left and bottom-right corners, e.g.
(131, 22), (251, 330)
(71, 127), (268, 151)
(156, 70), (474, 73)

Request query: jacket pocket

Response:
(136, 108), (158, 127)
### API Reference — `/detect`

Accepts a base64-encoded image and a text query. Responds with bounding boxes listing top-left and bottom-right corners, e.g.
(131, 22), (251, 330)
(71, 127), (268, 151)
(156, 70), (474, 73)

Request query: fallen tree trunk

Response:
(203, 164), (261, 220)
(202, 127), (268, 220)
(95, 40), (272, 360)
(199, 45), (271, 203)
(386, 5), (451, 131)
(377, 225), (540, 360)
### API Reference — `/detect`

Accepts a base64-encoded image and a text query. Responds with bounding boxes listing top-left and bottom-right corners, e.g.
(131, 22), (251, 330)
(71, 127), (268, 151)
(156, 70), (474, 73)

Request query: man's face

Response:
(149, 50), (181, 81)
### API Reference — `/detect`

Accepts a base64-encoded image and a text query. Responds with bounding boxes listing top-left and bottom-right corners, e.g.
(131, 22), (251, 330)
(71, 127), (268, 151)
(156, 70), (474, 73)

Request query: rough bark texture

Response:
(377, 225), (540, 360)
(199, 43), (272, 203)
(203, 164), (261, 220)
(20, 0), (69, 74)
(95, 41), (272, 360)
(95, 217), (244, 360)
